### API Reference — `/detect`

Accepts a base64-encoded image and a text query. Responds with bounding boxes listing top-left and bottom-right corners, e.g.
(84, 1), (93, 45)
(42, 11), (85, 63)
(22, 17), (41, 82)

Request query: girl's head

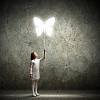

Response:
(31, 52), (38, 60)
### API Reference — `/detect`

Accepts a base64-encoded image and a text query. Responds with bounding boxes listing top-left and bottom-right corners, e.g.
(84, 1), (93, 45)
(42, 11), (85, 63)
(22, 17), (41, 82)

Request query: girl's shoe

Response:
(32, 93), (36, 97)
(36, 93), (39, 96)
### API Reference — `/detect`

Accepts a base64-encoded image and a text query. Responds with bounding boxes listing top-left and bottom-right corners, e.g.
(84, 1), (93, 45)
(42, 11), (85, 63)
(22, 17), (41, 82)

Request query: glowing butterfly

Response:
(33, 17), (55, 36)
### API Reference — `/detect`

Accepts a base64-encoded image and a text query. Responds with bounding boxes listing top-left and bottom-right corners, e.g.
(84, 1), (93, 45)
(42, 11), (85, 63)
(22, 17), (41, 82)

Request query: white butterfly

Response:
(33, 17), (55, 36)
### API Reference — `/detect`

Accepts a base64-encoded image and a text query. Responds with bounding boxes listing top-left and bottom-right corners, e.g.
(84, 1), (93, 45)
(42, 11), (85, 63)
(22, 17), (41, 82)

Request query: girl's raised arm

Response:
(40, 49), (46, 61)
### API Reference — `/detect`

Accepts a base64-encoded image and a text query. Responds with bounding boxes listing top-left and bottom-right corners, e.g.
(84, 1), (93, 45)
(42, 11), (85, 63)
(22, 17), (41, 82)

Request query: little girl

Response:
(30, 49), (46, 97)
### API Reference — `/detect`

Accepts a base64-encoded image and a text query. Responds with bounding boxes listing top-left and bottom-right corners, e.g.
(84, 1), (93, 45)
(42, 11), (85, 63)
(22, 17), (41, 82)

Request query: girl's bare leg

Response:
(35, 80), (39, 96)
(32, 80), (36, 97)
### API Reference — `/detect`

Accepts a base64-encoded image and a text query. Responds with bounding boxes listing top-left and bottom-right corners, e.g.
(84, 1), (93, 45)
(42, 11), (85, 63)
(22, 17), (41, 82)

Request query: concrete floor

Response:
(0, 90), (100, 100)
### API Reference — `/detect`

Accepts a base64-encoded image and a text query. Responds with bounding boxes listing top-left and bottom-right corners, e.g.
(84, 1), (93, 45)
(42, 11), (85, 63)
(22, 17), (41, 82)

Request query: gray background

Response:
(0, 0), (100, 90)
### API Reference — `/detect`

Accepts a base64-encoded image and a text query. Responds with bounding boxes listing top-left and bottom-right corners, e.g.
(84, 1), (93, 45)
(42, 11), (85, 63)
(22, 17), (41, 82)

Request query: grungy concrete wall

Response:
(0, 0), (100, 90)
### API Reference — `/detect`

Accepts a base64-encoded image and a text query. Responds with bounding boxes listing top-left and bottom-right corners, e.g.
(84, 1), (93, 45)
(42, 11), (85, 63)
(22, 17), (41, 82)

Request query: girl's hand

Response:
(44, 49), (46, 52)
(44, 49), (46, 59)
(30, 74), (32, 79)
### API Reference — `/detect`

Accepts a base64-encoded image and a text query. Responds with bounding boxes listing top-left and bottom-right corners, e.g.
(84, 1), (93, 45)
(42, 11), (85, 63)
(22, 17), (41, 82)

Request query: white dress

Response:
(30, 58), (41, 80)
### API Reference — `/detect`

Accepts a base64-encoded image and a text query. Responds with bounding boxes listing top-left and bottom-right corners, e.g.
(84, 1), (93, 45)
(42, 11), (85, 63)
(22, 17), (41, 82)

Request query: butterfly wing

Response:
(45, 17), (55, 36)
(33, 17), (44, 36)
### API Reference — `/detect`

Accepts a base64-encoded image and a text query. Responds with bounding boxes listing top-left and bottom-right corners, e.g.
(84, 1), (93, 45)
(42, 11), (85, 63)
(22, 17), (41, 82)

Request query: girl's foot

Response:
(36, 93), (39, 96)
(32, 93), (36, 97)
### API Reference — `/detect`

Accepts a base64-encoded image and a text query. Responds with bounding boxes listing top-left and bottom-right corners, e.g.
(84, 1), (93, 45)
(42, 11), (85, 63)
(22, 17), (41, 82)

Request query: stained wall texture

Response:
(0, 0), (100, 90)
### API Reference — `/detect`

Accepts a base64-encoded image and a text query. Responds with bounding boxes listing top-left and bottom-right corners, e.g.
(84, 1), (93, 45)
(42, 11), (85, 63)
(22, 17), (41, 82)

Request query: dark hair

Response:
(31, 52), (36, 60)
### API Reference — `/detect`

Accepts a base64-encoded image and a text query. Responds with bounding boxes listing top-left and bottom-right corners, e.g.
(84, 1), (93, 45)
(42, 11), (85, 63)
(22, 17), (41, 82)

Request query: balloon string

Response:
(44, 32), (45, 49)
(43, 32), (46, 64)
